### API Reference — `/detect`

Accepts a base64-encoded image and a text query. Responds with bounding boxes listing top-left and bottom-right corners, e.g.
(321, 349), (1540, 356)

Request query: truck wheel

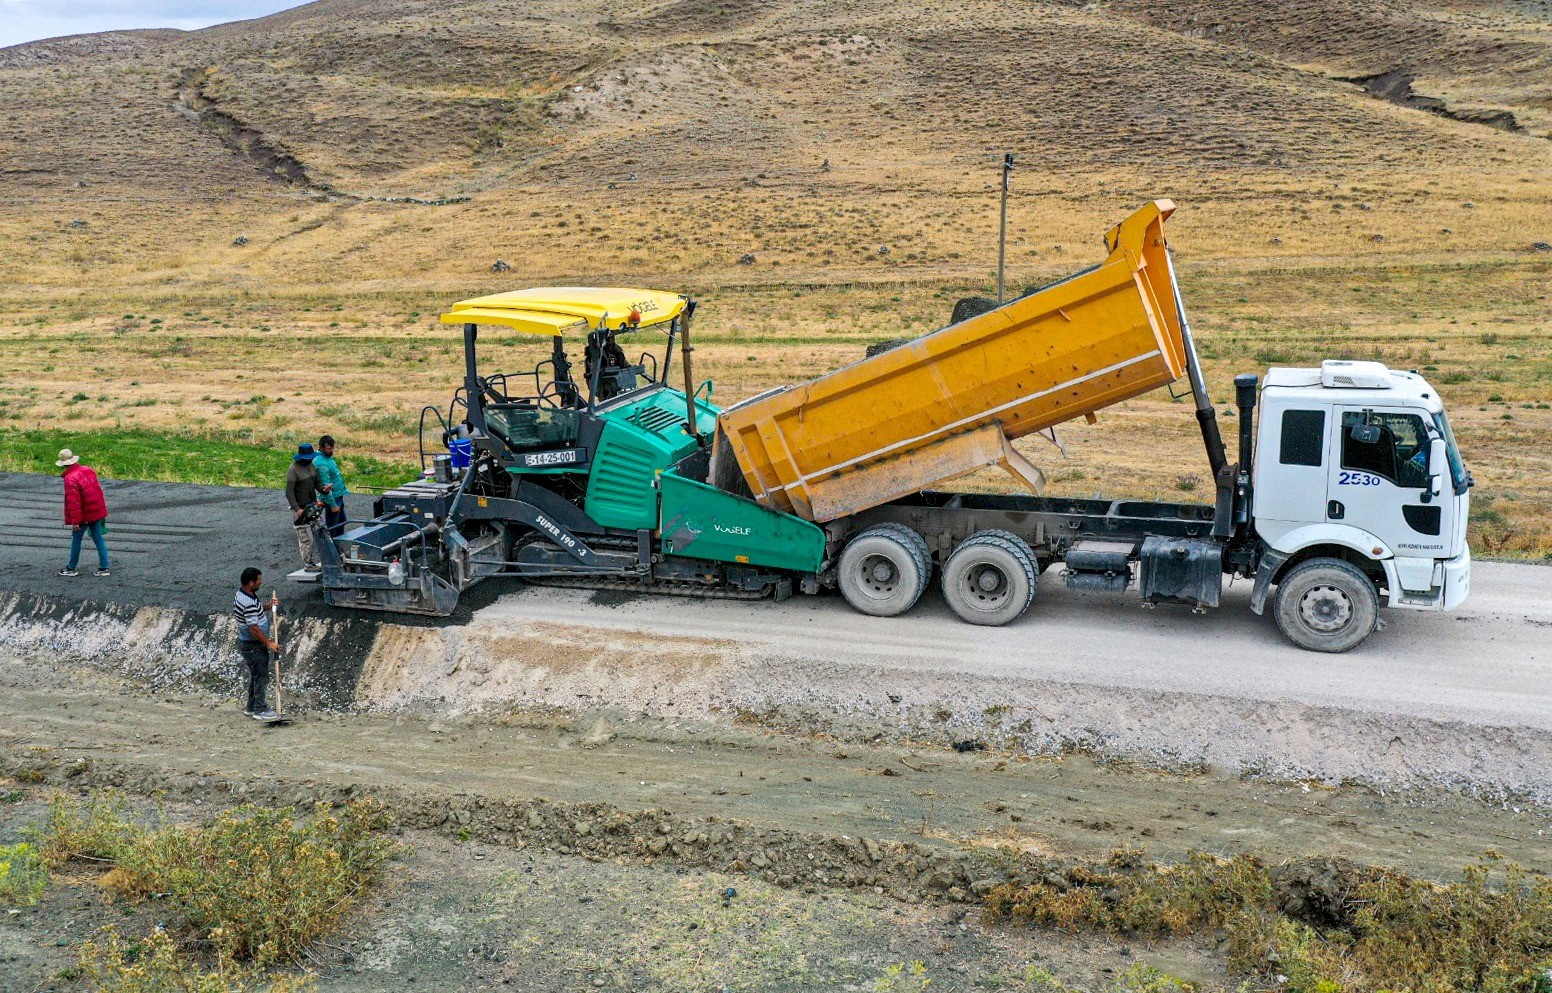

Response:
(1272, 557), (1379, 653)
(838, 524), (931, 617)
(941, 530), (1038, 626)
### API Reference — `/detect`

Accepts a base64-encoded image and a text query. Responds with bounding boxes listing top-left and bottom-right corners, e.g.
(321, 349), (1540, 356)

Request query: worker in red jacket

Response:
(57, 449), (110, 577)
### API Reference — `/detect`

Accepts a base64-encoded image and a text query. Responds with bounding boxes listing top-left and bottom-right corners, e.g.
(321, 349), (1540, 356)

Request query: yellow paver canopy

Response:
(441, 287), (687, 335)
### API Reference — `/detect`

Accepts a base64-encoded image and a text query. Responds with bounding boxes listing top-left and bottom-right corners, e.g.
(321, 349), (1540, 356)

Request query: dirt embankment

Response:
(5, 750), (998, 906)
(5, 655), (1549, 884)
(5, 578), (1552, 806)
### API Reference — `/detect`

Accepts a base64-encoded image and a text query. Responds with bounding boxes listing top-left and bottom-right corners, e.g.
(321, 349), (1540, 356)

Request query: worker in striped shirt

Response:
(233, 567), (280, 720)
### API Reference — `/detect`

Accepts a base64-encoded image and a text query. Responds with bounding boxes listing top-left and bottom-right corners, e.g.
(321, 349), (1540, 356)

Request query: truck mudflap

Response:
(1249, 548), (1289, 615)
(1139, 536), (1223, 609)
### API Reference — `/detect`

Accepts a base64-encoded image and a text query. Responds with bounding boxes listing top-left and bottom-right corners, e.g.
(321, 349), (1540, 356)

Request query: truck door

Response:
(1252, 403), (1331, 533)
(1329, 407), (1454, 570)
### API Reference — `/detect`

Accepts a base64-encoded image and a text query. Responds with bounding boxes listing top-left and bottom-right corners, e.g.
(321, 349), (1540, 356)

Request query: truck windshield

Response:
(1432, 411), (1468, 493)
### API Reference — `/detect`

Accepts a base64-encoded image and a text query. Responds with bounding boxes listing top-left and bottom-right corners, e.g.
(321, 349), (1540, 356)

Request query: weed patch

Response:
(78, 927), (314, 993)
(31, 789), (136, 867)
(108, 800), (399, 963)
(0, 842), (48, 906)
(984, 851), (1552, 992)
(35, 792), (399, 965)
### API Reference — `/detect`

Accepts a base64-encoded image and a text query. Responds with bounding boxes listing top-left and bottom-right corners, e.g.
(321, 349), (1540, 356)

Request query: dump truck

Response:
(316, 199), (1472, 652)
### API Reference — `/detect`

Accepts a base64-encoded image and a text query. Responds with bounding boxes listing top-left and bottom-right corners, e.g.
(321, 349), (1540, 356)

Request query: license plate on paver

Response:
(523, 449), (584, 467)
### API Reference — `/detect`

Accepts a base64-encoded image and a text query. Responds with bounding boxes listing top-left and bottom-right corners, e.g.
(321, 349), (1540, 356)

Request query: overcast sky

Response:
(0, 1), (308, 50)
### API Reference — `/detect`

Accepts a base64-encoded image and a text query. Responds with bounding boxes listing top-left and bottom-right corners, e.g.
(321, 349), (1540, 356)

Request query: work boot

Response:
(58, 567), (79, 577)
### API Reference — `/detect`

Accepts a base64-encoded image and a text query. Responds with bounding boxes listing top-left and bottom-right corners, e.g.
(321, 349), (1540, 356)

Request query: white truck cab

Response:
(1249, 360), (1472, 650)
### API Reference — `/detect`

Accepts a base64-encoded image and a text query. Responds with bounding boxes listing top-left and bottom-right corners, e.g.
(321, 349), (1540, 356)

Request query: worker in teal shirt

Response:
(314, 435), (349, 537)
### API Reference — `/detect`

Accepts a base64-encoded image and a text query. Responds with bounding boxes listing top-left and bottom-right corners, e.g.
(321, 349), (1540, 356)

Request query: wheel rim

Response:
(1298, 584), (1353, 633)
(858, 552), (902, 601)
(959, 562), (1011, 610)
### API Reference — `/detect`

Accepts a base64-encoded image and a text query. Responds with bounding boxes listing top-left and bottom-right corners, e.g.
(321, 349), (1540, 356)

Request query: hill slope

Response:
(1, 0), (1549, 289)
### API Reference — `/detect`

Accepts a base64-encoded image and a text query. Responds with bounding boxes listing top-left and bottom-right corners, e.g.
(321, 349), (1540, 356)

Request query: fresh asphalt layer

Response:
(0, 470), (302, 614)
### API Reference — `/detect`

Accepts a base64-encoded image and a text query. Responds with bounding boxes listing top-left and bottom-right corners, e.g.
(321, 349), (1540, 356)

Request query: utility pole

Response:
(997, 152), (1015, 304)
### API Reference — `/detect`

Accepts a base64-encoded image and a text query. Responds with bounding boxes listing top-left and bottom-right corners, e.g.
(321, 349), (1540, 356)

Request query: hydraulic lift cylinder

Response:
(1234, 374), (1259, 471)
(1163, 248), (1227, 478)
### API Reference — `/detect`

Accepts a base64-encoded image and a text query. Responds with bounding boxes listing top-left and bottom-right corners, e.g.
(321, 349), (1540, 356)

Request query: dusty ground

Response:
(0, 783), (1221, 993)
(3, 656), (1549, 992)
(2, 3), (1551, 984)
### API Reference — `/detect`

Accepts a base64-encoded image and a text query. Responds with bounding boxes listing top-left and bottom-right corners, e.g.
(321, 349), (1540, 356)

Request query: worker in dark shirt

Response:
(233, 567), (280, 720)
(285, 443), (321, 569)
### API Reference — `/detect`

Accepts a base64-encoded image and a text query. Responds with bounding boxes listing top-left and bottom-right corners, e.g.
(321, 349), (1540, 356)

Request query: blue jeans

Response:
(325, 499), (347, 538)
(69, 519), (110, 571)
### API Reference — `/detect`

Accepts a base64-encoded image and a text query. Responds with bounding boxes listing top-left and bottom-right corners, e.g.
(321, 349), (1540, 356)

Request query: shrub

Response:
(33, 793), (397, 965)
(31, 790), (136, 867)
(1111, 965), (1196, 993)
(985, 849), (1269, 938)
(109, 799), (398, 964)
(874, 960), (930, 992)
(0, 842), (48, 906)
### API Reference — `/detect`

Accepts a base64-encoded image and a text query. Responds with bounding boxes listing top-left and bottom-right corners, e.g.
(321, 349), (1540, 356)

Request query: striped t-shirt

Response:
(233, 589), (269, 641)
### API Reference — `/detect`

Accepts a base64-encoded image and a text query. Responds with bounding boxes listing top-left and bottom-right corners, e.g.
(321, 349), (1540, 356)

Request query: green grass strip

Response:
(0, 429), (418, 491)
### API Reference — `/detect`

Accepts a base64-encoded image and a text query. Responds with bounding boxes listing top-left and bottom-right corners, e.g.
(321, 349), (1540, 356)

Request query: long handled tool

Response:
(263, 594), (293, 727)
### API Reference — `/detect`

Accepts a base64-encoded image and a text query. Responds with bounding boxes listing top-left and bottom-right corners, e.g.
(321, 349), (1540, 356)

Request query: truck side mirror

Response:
(1420, 436), (1445, 503)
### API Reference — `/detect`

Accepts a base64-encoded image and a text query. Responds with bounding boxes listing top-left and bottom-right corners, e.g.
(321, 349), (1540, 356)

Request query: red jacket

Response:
(63, 463), (108, 526)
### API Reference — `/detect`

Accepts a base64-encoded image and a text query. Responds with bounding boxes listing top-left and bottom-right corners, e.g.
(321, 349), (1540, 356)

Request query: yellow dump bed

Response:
(713, 200), (1189, 523)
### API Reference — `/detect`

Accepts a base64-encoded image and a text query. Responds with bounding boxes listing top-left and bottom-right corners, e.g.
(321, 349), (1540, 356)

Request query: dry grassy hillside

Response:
(2, 0), (1550, 287)
(1, 0), (1550, 553)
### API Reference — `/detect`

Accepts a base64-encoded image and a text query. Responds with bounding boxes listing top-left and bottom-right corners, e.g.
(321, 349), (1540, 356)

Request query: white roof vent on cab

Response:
(1320, 360), (1392, 389)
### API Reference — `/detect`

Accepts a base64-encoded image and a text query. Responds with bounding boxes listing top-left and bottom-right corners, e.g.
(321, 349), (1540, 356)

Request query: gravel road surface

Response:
(476, 559), (1552, 734)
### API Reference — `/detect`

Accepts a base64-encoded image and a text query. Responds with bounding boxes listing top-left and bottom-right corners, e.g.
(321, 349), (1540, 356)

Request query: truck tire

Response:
(941, 530), (1038, 626)
(1272, 557), (1379, 653)
(838, 524), (931, 617)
